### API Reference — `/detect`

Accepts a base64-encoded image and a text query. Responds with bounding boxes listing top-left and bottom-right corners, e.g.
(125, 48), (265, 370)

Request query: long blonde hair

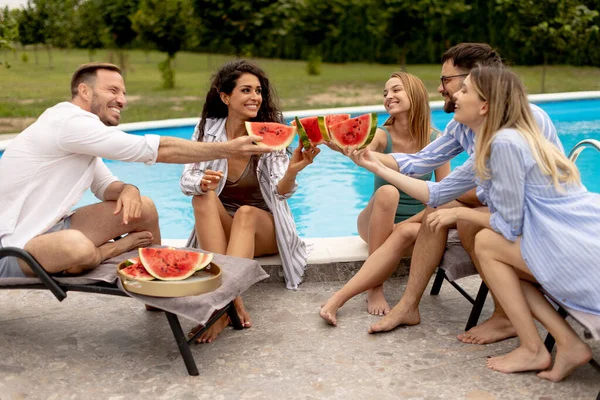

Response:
(384, 71), (435, 150)
(470, 66), (580, 188)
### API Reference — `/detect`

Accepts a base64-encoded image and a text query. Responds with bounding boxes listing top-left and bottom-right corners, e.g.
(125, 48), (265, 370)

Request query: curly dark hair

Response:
(196, 59), (283, 141)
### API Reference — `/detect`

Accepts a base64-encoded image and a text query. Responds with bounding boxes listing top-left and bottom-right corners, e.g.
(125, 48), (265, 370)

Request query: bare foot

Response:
(367, 286), (390, 316)
(487, 346), (552, 374)
(457, 315), (517, 345)
(537, 342), (592, 382)
(114, 231), (154, 253)
(233, 297), (252, 328)
(368, 303), (420, 334)
(319, 297), (342, 326)
(188, 315), (231, 344)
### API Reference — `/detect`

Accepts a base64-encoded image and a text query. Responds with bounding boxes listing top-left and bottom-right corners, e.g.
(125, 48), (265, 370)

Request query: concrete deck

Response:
(0, 275), (598, 399)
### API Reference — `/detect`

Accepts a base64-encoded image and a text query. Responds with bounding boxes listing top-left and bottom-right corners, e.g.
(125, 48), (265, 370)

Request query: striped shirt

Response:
(392, 104), (562, 207)
(478, 129), (600, 315)
(180, 118), (309, 290)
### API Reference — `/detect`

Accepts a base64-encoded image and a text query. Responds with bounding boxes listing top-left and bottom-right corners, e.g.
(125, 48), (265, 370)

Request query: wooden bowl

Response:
(117, 261), (222, 297)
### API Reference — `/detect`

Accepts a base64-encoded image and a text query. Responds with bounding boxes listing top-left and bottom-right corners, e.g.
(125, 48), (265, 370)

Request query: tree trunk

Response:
(46, 44), (53, 69)
(33, 45), (39, 66)
(541, 53), (547, 94)
(118, 50), (127, 78)
(88, 49), (95, 62)
(399, 46), (407, 71)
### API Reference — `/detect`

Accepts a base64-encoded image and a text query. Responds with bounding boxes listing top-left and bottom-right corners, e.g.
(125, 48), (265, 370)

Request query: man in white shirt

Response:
(0, 62), (271, 278)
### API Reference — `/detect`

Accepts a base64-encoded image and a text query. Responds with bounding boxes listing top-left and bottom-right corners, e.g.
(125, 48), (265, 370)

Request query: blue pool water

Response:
(5, 99), (600, 238)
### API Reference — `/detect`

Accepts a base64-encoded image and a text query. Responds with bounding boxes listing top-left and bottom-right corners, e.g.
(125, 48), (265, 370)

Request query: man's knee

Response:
(373, 185), (400, 211)
(141, 196), (159, 222)
(24, 230), (99, 273)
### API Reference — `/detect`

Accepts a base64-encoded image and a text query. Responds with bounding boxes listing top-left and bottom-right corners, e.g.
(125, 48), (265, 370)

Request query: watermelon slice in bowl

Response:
(328, 113), (377, 150)
(120, 257), (155, 281)
(138, 247), (213, 281)
(245, 121), (297, 150)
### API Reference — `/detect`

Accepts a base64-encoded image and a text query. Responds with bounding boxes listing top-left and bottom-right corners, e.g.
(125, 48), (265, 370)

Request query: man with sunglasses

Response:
(366, 43), (563, 344)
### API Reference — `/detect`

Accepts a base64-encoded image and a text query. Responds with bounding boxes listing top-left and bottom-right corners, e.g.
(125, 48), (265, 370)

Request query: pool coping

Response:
(1, 90), (600, 151)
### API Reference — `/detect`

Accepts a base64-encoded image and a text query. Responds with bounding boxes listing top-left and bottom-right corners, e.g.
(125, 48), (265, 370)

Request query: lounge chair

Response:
(0, 246), (268, 376)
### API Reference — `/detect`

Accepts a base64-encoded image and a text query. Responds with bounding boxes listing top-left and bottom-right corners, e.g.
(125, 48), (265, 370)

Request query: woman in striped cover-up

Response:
(180, 60), (319, 343)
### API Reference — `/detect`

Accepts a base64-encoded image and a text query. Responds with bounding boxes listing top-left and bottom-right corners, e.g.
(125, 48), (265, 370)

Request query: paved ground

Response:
(0, 276), (598, 399)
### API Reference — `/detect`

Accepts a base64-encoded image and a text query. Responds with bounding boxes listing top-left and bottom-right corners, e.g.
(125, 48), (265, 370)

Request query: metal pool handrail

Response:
(568, 139), (600, 162)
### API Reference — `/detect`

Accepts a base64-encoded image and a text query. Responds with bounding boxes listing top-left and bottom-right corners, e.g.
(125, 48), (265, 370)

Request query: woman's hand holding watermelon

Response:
(200, 170), (223, 191)
(347, 147), (384, 174)
(288, 145), (320, 175)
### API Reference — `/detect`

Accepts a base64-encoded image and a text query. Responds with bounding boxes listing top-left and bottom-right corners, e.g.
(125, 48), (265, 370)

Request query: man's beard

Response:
(442, 93), (456, 114)
(90, 94), (116, 126)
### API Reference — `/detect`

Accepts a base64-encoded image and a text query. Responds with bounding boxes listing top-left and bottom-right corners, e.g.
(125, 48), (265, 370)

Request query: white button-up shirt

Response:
(0, 102), (160, 248)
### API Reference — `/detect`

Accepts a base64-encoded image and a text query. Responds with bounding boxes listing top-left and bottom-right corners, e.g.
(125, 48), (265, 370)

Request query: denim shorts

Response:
(0, 216), (73, 278)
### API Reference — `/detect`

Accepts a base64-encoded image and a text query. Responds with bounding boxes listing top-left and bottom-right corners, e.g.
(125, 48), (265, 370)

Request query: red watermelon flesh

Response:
(291, 117), (329, 146)
(328, 113), (377, 150)
(245, 121), (296, 150)
(121, 259), (155, 281)
(138, 248), (207, 281)
(324, 114), (351, 130)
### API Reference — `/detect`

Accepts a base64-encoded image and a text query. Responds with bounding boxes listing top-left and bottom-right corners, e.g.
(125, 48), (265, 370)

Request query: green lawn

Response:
(1, 48), (600, 128)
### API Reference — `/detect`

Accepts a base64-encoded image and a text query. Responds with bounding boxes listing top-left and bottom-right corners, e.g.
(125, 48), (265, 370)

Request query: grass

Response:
(1, 48), (600, 129)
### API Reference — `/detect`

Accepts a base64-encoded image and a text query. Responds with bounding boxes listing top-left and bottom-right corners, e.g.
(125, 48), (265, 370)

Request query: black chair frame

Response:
(430, 267), (489, 331)
(0, 247), (243, 376)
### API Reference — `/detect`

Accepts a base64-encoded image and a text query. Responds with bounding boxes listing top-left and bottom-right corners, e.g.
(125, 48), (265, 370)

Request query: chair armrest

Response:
(0, 247), (67, 301)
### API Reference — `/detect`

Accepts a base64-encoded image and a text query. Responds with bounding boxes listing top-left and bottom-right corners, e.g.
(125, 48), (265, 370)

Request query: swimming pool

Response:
(4, 98), (600, 238)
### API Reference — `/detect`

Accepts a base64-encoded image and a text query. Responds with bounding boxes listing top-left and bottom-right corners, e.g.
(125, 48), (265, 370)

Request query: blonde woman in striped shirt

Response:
(180, 60), (319, 343)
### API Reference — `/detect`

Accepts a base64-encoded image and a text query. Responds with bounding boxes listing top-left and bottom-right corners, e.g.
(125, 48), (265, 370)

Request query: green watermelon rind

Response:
(139, 248), (202, 281)
(294, 116), (312, 149)
(245, 121), (297, 151)
(329, 113), (377, 150)
(316, 116), (330, 142)
(358, 113), (378, 149)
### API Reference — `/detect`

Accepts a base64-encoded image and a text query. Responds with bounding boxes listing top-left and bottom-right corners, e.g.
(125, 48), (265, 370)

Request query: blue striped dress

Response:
(479, 128), (600, 315)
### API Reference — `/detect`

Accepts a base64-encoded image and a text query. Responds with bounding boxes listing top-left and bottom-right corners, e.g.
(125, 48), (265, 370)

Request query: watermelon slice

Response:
(324, 114), (351, 131)
(121, 259), (155, 281)
(291, 116), (329, 148)
(245, 121), (296, 150)
(138, 248), (212, 281)
(328, 113), (377, 150)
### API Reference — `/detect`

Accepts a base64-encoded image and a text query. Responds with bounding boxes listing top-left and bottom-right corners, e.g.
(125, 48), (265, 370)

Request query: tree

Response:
(497, 0), (599, 92)
(1, 7), (19, 67)
(100, 0), (140, 76)
(191, 0), (289, 57)
(384, 0), (470, 69)
(297, 0), (345, 74)
(72, 0), (107, 61)
(132, 0), (190, 88)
